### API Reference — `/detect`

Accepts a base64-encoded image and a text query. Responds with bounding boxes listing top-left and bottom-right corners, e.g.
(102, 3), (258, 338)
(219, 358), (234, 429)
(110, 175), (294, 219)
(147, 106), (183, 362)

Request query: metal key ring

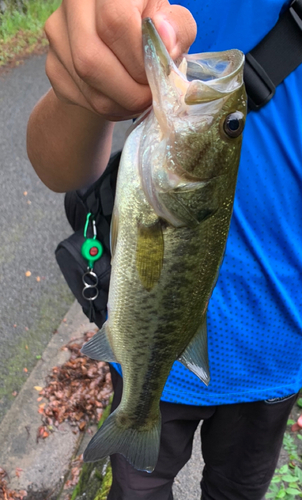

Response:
(82, 270), (98, 287)
(82, 286), (99, 301)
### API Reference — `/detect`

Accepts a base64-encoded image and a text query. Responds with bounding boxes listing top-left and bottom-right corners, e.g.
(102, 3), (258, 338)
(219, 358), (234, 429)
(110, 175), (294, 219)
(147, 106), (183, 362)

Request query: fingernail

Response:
(154, 16), (177, 53)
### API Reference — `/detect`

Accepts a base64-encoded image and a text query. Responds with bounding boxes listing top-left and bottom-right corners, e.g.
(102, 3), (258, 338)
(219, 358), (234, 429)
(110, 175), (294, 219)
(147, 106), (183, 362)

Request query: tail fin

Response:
(83, 408), (161, 473)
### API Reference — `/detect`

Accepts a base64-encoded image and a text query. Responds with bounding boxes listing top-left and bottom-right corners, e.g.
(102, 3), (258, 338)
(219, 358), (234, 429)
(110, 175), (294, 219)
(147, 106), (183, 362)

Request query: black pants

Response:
(107, 367), (297, 500)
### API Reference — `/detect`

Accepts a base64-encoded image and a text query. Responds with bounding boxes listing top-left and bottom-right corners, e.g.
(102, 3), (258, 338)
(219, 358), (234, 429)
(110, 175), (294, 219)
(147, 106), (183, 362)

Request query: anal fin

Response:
(81, 323), (117, 362)
(179, 316), (210, 386)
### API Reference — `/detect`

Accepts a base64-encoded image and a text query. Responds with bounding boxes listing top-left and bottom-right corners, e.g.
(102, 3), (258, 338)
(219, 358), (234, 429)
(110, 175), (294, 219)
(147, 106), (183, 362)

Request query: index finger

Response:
(65, 0), (152, 112)
(95, 0), (197, 85)
(95, 0), (149, 85)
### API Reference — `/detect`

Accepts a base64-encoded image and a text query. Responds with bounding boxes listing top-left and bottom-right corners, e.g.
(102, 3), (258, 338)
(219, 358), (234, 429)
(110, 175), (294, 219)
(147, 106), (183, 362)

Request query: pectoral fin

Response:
(179, 316), (210, 386)
(158, 177), (223, 228)
(81, 323), (116, 362)
(163, 192), (200, 228)
(136, 220), (164, 291)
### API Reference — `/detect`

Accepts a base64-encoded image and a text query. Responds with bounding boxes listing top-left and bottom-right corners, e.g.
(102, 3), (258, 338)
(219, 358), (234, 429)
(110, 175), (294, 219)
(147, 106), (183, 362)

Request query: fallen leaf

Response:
(36, 425), (48, 442)
(23, 191), (28, 196)
(15, 468), (23, 478)
(25, 271), (31, 277)
(63, 454), (83, 490)
(36, 276), (41, 282)
(37, 397), (43, 402)
(23, 368), (28, 373)
(0, 467), (7, 477)
(25, 345), (28, 350)
(34, 386), (43, 391)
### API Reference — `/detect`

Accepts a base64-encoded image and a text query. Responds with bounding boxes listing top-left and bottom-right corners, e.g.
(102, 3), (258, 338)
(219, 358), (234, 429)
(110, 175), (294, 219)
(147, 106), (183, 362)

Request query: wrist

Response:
(27, 89), (115, 192)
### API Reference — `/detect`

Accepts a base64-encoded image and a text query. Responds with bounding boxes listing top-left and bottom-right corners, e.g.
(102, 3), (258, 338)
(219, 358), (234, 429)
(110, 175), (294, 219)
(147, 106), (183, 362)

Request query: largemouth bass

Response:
(82, 18), (247, 472)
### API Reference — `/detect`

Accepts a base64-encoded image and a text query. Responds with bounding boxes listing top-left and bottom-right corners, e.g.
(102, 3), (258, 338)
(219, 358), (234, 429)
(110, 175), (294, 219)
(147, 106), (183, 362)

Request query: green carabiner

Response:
(81, 213), (103, 268)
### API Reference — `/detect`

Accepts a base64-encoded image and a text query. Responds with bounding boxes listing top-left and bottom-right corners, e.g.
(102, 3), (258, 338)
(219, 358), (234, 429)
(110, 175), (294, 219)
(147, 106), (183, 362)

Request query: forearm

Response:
(26, 89), (115, 192)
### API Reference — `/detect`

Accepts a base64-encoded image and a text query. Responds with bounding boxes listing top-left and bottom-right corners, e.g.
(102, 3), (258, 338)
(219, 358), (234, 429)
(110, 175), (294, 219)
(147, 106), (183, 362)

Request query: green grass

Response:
(0, 0), (61, 40)
(266, 421), (302, 500)
(0, 0), (61, 65)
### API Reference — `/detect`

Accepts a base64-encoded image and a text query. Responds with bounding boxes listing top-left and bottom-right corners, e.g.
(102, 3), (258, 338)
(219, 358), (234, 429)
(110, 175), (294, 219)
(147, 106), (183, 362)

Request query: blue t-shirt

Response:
(113, 0), (302, 405)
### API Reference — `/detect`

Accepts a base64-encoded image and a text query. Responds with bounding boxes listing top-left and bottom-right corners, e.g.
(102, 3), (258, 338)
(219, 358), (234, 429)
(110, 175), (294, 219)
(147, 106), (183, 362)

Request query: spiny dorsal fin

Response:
(136, 220), (164, 291)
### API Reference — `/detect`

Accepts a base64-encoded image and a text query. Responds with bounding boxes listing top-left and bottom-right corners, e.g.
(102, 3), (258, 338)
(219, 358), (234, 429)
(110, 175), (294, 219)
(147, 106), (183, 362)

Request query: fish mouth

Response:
(142, 18), (245, 108)
(183, 51), (245, 104)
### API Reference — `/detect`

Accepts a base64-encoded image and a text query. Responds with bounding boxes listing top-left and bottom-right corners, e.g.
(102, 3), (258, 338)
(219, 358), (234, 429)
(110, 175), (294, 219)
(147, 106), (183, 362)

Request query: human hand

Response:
(44, 0), (197, 121)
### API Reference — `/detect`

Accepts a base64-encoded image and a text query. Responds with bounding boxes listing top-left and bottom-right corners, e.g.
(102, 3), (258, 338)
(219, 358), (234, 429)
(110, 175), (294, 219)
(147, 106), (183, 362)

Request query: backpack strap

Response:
(71, 151), (121, 253)
(244, 0), (302, 111)
(80, 151), (121, 216)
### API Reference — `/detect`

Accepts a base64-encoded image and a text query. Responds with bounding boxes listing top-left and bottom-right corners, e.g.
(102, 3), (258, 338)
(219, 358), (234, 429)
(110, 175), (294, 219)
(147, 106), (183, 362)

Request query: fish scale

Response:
(81, 18), (247, 472)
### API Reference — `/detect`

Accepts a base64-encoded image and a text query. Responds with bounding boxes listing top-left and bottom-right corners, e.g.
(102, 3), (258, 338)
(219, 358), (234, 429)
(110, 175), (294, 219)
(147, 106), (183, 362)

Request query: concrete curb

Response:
(0, 301), (95, 500)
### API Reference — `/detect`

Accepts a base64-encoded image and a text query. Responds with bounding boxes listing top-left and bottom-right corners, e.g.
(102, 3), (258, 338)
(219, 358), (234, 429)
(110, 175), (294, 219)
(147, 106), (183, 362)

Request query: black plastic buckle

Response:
(290, 0), (302, 30)
(244, 53), (276, 111)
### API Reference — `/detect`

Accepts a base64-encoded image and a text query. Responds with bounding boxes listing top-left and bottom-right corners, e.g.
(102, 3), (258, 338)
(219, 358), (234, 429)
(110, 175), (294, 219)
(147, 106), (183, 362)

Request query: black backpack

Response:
(55, 152), (120, 328)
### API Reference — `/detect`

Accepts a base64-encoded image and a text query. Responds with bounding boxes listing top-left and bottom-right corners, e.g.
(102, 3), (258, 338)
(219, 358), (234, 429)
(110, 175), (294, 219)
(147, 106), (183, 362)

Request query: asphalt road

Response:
(0, 54), (131, 422)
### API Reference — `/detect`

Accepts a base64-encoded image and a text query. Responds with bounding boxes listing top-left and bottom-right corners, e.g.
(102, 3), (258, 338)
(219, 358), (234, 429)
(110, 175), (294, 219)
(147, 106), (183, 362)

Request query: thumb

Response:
(152, 6), (197, 59)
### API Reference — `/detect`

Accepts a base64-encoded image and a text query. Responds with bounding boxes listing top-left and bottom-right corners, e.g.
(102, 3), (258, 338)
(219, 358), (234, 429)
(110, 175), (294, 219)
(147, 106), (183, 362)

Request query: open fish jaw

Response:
(141, 18), (246, 224)
(81, 19), (247, 473)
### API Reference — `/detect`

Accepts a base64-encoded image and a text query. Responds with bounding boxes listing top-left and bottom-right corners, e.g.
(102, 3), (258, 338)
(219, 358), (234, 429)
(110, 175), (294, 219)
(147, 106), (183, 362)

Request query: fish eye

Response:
(223, 111), (245, 138)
